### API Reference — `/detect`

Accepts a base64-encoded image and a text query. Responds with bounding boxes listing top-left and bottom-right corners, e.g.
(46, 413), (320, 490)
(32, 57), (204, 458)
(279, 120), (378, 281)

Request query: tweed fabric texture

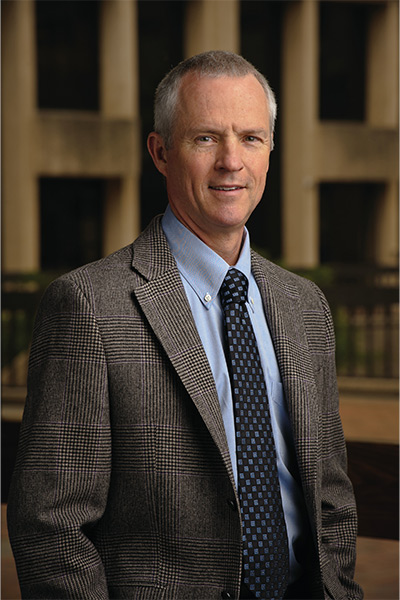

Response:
(7, 216), (363, 600)
(220, 269), (289, 598)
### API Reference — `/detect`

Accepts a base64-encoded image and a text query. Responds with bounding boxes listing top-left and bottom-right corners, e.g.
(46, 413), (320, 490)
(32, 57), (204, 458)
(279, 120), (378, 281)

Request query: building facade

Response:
(2, 0), (398, 272)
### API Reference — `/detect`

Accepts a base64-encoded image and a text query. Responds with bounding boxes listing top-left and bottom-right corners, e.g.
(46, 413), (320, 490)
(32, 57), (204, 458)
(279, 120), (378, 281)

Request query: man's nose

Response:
(215, 139), (244, 171)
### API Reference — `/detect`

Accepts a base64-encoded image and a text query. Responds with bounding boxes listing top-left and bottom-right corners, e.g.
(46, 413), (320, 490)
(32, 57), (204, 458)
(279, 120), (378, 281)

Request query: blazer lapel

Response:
(251, 253), (320, 515)
(131, 217), (235, 484)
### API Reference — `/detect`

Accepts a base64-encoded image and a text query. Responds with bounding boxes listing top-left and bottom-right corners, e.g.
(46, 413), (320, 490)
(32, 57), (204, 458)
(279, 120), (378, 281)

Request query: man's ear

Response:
(147, 132), (168, 177)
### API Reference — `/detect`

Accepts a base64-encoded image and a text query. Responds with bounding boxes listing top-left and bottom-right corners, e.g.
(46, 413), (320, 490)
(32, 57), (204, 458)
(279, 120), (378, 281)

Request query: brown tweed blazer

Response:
(8, 216), (363, 600)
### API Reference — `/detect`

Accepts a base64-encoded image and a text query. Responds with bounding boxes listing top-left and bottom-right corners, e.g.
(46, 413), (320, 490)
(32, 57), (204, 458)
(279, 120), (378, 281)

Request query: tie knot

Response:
(219, 268), (248, 309)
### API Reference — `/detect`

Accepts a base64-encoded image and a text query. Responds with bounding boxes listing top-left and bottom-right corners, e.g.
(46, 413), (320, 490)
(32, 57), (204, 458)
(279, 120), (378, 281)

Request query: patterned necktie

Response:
(219, 268), (289, 599)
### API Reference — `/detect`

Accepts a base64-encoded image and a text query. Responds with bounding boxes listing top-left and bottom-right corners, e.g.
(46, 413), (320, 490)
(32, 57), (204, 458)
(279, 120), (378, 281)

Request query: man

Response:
(8, 51), (363, 600)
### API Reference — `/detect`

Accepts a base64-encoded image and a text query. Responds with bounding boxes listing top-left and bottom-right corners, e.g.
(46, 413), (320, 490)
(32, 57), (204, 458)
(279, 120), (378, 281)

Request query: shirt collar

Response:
(161, 205), (252, 309)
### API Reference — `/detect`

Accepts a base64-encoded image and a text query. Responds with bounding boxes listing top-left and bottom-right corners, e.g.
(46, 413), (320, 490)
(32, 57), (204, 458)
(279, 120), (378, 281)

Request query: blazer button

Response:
(227, 498), (237, 511)
(221, 591), (234, 599)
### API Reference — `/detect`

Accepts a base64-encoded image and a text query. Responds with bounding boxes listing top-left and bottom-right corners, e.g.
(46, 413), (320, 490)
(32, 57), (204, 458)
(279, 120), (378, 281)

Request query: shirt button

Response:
(221, 592), (234, 599)
(204, 293), (212, 303)
(227, 499), (237, 511)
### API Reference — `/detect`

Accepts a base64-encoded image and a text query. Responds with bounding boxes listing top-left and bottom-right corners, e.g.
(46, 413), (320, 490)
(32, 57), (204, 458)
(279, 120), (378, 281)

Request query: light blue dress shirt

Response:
(162, 205), (308, 583)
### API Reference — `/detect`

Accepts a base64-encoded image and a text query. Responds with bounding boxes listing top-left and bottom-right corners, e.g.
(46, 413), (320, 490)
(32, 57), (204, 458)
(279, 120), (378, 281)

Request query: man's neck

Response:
(199, 232), (244, 266)
(168, 206), (246, 266)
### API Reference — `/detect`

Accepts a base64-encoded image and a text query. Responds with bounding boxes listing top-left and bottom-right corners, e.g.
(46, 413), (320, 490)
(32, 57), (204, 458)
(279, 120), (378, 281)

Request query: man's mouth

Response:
(209, 185), (245, 191)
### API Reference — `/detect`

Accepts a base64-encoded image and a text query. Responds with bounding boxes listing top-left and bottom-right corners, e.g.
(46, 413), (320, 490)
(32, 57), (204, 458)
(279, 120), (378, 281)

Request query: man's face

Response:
(148, 73), (272, 247)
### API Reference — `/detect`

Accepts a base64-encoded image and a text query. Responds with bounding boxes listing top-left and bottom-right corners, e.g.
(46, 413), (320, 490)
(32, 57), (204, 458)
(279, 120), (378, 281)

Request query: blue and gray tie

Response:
(219, 268), (289, 599)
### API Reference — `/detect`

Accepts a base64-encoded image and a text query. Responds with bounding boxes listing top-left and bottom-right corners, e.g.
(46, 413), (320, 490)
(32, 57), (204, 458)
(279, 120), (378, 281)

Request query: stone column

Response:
(367, 1), (399, 266)
(373, 181), (399, 266)
(184, 0), (240, 58)
(366, 1), (399, 128)
(100, 0), (140, 255)
(281, 0), (319, 268)
(2, 0), (39, 272)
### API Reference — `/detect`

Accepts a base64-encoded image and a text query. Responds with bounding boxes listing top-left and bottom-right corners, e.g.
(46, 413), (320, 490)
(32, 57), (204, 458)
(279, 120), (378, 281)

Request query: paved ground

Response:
(355, 537), (398, 600)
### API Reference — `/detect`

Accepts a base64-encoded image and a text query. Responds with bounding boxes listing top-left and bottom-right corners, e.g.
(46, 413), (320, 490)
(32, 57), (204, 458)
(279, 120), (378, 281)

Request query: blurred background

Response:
(1, 0), (398, 598)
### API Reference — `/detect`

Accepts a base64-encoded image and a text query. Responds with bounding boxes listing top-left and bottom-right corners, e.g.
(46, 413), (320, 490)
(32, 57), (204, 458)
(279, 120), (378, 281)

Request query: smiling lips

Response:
(209, 185), (246, 191)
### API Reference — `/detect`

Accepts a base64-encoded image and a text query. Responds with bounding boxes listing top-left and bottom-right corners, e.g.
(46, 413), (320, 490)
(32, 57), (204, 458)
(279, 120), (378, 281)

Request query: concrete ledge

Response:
(338, 376), (399, 398)
(1, 387), (26, 422)
(35, 111), (141, 177)
(315, 123), (398, 180)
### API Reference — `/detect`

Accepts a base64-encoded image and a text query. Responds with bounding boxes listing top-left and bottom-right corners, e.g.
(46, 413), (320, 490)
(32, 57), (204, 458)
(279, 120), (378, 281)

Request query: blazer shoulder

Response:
(250, 249), (329, 310)
(39, 243), (133, 302)
(64, 243), (135, 282)
(38, 215), (170, 316)
(52, 211), (166, 289)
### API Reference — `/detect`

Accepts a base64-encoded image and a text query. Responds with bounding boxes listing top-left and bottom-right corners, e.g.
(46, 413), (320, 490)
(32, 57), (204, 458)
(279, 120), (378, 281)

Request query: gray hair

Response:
(153, 50), (277, 149)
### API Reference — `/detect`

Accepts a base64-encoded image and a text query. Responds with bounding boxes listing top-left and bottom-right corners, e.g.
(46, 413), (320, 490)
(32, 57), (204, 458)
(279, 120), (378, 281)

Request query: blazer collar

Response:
(131, 215), (176, 280)
(251, 251), (320, 509)
(131, 216), (236, 487)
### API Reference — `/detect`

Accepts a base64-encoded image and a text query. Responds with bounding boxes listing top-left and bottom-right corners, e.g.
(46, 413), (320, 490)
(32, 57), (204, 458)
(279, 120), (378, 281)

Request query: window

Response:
(320, 182), (382, 264)
(36, 0), (99, 110)
(40, 178), (104, 271)
(319, 2), (369, 121)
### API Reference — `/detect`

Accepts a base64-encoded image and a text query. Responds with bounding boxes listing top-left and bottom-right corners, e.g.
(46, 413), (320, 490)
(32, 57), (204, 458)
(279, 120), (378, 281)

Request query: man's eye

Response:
(244, 136), (258, 143)
(196, 136), (213, 143)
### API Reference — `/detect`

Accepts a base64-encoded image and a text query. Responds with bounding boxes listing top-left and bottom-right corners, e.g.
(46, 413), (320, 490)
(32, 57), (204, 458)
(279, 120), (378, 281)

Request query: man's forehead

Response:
(176, 73), (269, 118)
(175, 73), (269, 125)
(178, 71), (263, 95)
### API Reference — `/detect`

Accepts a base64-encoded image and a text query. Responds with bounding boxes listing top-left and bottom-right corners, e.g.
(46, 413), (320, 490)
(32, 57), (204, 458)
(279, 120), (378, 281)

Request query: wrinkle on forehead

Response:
(174, 73), (270, 141)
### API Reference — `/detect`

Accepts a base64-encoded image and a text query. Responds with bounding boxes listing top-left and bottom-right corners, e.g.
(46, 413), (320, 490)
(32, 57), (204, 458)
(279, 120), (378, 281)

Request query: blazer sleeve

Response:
(312, 284), (363, 600)
(7, 275), (111, 599)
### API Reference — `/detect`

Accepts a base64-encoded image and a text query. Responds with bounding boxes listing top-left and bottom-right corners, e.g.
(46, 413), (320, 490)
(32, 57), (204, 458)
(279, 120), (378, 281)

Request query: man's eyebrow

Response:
(241, 128), (269, 137)
(188, 127), (270, 137)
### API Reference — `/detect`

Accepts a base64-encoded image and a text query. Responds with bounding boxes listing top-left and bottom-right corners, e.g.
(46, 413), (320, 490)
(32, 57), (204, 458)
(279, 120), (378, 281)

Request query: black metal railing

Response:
(320, 266), (399, 379)
(2, 274), (52, 387)
(1, 266), (399, 388)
